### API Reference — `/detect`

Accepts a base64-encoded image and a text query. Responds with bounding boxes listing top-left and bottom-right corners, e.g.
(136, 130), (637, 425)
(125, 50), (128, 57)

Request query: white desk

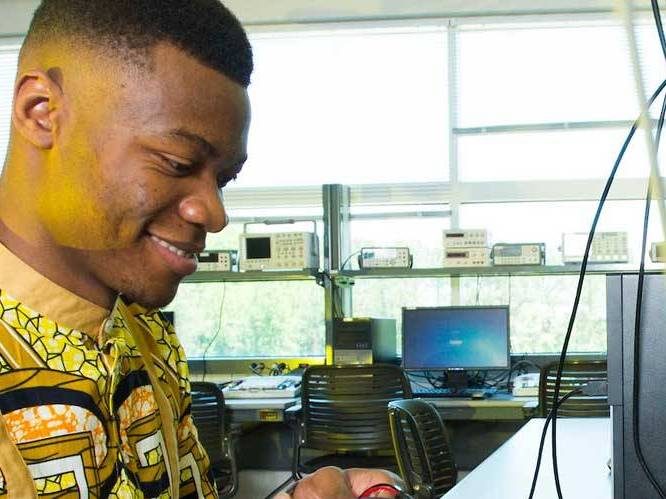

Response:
(443, 418), (611, 499)
(285, 395), (538, 423)
(428, 394), (538, 420)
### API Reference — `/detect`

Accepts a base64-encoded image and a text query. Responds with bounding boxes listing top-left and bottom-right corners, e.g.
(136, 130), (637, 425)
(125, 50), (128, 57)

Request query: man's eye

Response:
(164, 157), (193, 174)
(218, 174), (238, 189)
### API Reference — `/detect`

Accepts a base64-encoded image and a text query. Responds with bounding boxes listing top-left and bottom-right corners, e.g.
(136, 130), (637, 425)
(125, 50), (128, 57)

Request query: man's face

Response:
(38, 43), (250, 308)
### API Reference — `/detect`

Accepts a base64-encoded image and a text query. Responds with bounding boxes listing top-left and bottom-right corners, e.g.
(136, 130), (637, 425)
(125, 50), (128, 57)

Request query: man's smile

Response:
(148, 233), (200, 275)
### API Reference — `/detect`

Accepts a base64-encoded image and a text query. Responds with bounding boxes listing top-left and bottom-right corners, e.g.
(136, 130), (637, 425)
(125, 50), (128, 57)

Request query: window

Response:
(458, 127), (654, 182)
(348, 204), (450, 269)
(169, 281), (325, 358)
(456, 21), (663, 127)
(238, 26), (449, 188)
(352, 278), (452, 353)
(446, 16), (666, 355)
(459, 274), (606, 354)
(0, 41), (20, 169)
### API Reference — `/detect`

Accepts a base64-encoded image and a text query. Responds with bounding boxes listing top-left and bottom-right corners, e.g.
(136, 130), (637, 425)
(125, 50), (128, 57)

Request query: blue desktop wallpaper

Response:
(402, 307), (509, 369)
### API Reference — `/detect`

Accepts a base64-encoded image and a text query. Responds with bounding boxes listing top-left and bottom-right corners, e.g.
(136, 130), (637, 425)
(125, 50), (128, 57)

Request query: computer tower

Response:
(332, 317), (397, 365)
(607, 273), (666, 498)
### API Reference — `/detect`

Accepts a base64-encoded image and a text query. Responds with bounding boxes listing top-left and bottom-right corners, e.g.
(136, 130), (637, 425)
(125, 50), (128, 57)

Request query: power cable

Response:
(528, 389), (582, 499)
(630, 88), (666, 498)
(202, 282), (227, 382)
(538, 76), (666, 499)
(340, 250), (362, 270)
(653, 0), (666, 63)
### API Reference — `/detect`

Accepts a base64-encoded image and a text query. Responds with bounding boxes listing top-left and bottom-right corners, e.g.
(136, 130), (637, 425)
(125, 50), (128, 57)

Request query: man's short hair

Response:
(24, 0), (253, 87)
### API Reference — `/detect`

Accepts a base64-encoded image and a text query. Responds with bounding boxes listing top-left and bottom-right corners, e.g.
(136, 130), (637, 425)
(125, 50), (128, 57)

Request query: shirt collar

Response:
(0, 242), (110, 336)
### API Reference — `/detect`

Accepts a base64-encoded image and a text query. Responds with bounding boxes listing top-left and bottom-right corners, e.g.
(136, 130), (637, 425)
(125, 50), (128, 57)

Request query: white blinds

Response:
(0, 41), (20, 173)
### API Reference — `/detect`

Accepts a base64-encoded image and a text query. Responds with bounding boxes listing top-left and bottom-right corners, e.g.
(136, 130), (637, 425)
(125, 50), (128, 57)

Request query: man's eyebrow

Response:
(166, 128), (219, 157)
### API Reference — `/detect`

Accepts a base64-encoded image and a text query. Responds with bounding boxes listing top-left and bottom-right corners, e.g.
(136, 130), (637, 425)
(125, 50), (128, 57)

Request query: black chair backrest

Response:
(190, 381), (226, 461)
(539, 360), (609, 417)
(301, 364), (412, 452)
(388, 399), (457, 498)
(190, 381), (236, 497)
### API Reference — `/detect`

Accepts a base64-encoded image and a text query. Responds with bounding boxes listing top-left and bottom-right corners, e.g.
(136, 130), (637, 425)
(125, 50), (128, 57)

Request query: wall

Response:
(0, 0), (653, 36)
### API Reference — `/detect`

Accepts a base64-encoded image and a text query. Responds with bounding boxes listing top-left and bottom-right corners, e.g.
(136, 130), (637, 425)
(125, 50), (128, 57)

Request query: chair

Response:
(296, 364), (412, 472)
(267, 364), (412, 498)
(539, 360), (609, 417)
(388, 399), (457, 498)
(190, 381), (238, 498)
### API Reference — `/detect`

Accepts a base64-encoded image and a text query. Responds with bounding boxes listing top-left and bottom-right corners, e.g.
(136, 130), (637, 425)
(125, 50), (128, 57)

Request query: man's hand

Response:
(275, 466), (402, 499)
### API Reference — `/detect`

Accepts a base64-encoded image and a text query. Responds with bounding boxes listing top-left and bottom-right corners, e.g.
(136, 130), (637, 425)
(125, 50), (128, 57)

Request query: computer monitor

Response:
(401, 306), (510, 370)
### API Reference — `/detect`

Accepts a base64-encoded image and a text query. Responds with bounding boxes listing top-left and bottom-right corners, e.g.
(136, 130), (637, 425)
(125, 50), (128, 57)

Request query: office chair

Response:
(388, 399), (457, 498)
(268, 364), (411, 497)
(539, 359), (609, 417)
(190, 381), (238, 498)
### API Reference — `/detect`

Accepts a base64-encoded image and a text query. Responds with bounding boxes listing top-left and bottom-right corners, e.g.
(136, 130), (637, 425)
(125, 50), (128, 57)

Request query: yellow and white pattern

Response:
(0, 243), (217, 498)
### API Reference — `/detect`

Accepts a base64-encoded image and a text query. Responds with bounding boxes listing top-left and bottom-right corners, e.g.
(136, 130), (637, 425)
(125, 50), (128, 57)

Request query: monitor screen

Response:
(246, 237), (271, 259)
(402, 306), (510, 370)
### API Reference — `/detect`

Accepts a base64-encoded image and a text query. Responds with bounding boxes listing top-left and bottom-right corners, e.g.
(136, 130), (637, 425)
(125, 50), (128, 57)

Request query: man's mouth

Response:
(148, 234), (200, 276)
(149, 234), (196, 259)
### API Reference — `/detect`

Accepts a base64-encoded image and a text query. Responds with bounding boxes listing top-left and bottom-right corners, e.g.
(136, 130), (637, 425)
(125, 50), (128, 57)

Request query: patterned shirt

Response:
(0, 243), (217, 498)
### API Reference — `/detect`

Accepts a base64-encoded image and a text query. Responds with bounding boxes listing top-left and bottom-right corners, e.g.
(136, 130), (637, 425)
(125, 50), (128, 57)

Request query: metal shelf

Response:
(336, 264), (656, 279)
(183, 264), (663, 283)
(183, 269), (321, 283)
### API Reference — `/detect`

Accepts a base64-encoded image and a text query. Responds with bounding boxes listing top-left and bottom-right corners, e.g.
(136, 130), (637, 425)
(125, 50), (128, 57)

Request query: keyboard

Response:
(221, 375), (302, 399)
(412, 386), (497, 399)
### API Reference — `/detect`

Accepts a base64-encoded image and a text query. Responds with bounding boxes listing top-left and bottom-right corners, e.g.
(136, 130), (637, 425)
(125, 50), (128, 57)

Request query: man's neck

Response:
(0, 218), (116, 309)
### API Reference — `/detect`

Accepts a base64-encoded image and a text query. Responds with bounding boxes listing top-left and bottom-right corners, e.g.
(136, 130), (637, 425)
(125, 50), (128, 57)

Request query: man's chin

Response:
(121, 283), (180, 310)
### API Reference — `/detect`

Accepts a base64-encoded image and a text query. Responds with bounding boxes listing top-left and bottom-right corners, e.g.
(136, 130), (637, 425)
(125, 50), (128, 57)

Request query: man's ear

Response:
(12, 70), (64, 149)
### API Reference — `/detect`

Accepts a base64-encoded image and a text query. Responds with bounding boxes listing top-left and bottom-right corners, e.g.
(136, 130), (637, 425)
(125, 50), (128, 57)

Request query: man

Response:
(0, 0), (398, 497)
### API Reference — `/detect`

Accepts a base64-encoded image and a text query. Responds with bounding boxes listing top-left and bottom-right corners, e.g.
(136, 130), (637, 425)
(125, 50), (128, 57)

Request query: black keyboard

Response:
(412, 386), (497, 398)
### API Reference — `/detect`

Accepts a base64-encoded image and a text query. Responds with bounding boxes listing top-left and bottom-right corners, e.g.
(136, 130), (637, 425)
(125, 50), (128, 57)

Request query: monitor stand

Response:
(445, 369), (468, 393)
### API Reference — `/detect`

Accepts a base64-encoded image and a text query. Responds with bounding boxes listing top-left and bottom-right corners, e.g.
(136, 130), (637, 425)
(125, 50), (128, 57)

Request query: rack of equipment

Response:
(443, 229), (491, 267)
(196, 250), (238, 271)
(492, 243), (546, 266)
(358, 247), (413, 269)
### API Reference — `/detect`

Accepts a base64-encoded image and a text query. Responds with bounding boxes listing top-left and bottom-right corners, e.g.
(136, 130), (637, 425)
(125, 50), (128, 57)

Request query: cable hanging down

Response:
(527, 76), (666, 499)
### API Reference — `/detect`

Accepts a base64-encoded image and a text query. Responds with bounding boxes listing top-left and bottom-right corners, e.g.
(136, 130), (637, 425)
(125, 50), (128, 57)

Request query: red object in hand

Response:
(358, 483), (403, 497)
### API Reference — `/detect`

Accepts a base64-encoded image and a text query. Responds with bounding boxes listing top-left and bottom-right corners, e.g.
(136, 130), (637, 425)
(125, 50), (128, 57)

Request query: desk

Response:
(443, 417), (611, 499)
(225, 397), (298, 423)
(225, 398), (299, 469)
(283, 395), (538, 423)
(429, 394), (538, 421)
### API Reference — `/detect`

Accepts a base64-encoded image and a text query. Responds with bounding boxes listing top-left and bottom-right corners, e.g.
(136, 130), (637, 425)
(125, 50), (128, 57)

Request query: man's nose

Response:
(178, 186), (228, 233)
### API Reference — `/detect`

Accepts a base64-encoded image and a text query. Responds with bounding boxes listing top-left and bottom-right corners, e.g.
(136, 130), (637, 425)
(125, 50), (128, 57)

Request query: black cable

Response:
(484, 360), (541, 390)
(340, 250), (362, 270)
(631, 89), (666, 498)
(425, 370), (446, 389)
(636, 8), (666, 497)
(548, 77), (666, 499)
(652, 0), (666, 63)
(528, 389), (582, 499)
(201, 282), (227, 382)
